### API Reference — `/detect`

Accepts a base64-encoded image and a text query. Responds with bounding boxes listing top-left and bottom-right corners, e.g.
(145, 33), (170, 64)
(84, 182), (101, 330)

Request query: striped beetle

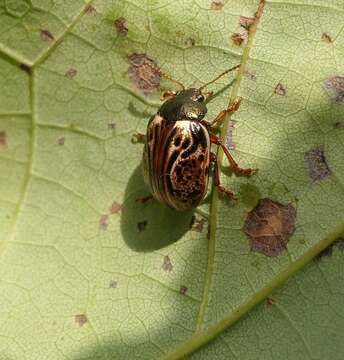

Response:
(134, 64), (256, 211)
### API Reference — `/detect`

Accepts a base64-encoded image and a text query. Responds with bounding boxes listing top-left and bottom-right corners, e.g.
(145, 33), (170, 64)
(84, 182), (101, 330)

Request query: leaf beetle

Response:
(133, 64), (257, 211)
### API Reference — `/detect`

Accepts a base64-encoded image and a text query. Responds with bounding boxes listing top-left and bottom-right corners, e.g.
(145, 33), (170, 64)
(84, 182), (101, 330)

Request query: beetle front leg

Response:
(210, 152), (237, 200)
(203, 90), (214, 102)
(210, 134), (257, 177)
(132, 132), (146, 143)
(160, 90), (177, 101)
(209, 98), (242, 127)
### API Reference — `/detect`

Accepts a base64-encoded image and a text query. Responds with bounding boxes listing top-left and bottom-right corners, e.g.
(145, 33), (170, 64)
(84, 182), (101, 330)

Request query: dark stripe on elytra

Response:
(151, 118), (166, 197)
(158, 126), (178, 202)
(165, 149), (180, 196)
(191, 121), (208, 149)
(151, 123), (160, 194)
(180, 124), (198, 159)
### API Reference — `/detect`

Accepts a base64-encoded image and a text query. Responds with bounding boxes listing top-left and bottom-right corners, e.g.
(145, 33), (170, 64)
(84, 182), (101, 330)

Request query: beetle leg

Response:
(210, 152), (237, 200)
(203, 90), (214, 102)
(160, 90), (177, 101)
(210, 134), (257, 177)
(200, 120), (211, 130)
(132, 132), (146, 143)
(209, 98), (242, 127)
(136, 195), (154, 204)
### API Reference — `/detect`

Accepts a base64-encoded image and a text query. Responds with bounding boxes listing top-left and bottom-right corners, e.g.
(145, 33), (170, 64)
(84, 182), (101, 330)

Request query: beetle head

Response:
(158, 88), (207, 123)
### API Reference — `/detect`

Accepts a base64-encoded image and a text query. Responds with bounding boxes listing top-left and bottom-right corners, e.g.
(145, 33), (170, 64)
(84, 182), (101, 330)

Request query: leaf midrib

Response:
(195, 0), (266, 333)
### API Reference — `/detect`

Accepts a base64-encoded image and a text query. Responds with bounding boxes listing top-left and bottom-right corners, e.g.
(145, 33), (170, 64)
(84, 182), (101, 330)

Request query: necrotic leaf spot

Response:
(128, 53), (161, 93)
(304, 146), (331, 182)
(243, 198), (296, 257)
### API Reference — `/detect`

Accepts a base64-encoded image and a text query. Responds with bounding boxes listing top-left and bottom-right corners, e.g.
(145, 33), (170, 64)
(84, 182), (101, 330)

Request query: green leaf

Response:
(0, 0), (343, 359)
(191, 241), (344, 360)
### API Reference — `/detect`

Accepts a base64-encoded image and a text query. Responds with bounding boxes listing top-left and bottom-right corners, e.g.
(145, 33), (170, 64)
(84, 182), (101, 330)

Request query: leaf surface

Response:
(0, 0), (343, 359)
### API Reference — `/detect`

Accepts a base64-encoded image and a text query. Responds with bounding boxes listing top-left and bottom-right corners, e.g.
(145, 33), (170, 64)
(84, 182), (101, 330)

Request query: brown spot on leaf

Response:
(115, 17), (128, 36)
(207, 225), (211, 240)
(20, 63), (32, 75)
(65, 68), (77, 79)
(243, 198), (296, 257)
(75, 314), (88, 327)
(40, 29), (54, 43)
(57, 137), (65, 146)
(315, 246), (333, 261)
(304, 146), (331, 182)
(99, 214), (109, 230)
(266, 297), (275, 305)
(314, 237), (344, 262)
(137, 220), (147, 232)
(210, 1), (224, 10)
(176, 30), (184, 38)
(184, 37), (195, 47)
(109, 280), (118, 288)
(321, 32), (332, 43)
(190, 215), (207, 232)
(128, 53), (161, 93)
(162, 255), (173, 272)
(108, 122), (116, 130)
(0, 131), (7, 148)
(323, 76), (344, 103)
(244, 69), (257, 81)
(109, 201), (122, 214)
(239, 16), (255, 30)
(231, 32), (246, 46)
(84, 4), (96, 14)
(180, 285), (188, 295)
(334, 121), (343, 129)
(274, 82), (287, 96)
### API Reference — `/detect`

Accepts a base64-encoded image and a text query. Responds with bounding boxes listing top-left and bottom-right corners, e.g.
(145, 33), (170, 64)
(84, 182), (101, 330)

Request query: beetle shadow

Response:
(120, 165), (194, 252)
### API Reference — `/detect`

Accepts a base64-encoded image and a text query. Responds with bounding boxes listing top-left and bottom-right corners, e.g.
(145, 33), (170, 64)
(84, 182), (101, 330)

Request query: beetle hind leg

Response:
(136, 194), (154, 204)
(132, 132), (146, 143)
(210, 134), (257, 177)
(210, 152), (237, 200)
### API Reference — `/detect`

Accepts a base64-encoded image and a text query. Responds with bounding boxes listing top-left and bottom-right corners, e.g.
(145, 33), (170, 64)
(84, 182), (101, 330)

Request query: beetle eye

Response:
(197, 95), (205, 102)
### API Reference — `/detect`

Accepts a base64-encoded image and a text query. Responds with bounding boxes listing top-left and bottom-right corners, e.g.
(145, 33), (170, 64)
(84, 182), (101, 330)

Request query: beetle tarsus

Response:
(132, 132), (146, 144)
(136, 195), (154, 204)
(203, 90), (214, 102)
(210, 152), (237, 201)
(216, 185), (238, 201)
(210, 134), (257, 177)
(234, 167), (257, 177)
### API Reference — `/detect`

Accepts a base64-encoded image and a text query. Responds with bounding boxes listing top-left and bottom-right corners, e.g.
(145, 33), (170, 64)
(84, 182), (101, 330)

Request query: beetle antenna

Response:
(199, 64), (240, 91)
(160, 71), (185, 90)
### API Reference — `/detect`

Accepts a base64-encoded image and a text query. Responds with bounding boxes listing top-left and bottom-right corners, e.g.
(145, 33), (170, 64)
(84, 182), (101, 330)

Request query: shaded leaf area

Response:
(192, 243), (344, 359)
(199, 0), (344, 333)
(0, 0), (344, 359)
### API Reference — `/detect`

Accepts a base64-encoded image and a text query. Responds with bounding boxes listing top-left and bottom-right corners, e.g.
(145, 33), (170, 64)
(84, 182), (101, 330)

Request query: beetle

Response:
(133, 64), (257, 211)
